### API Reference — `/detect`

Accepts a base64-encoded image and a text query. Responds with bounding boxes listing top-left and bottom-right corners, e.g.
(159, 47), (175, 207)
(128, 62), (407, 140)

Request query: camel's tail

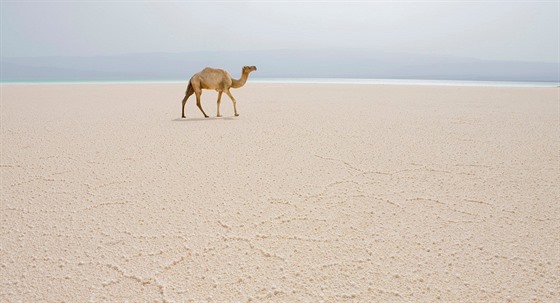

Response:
(185, 81), (194, 98)
(181, 81), (194, 106)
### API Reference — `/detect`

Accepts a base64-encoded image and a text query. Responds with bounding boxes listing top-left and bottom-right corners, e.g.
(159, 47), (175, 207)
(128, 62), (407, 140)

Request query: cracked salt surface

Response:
(1, 83), (559, 302)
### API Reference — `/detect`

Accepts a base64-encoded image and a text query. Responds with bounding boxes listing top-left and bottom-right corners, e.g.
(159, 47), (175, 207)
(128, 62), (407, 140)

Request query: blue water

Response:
(2, 78), (558, 87)
(251, 78), (559, 87)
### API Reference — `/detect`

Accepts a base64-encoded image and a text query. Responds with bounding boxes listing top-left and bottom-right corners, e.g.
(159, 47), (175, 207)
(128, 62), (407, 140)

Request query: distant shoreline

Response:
(1, 78), (558, 87)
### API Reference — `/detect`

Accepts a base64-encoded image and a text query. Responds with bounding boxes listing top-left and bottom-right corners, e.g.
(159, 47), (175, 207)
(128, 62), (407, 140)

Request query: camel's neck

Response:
(231, 71), (250, 88)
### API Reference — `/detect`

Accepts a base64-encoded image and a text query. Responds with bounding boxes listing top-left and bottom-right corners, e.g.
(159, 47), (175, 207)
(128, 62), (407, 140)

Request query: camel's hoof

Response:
(234, 114), (240, 117)
(181, 116), (186, 119)
(204, 115), (209, 118)
(217, 115), (222, 118)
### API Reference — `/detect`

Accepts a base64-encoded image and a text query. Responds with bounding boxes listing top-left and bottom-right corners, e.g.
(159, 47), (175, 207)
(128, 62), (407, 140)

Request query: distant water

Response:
(251, 78), (559, 87)
(2, 78), (558, 87)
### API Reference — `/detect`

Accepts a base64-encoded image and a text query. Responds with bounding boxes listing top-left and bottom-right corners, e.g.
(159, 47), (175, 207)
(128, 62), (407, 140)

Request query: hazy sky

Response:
(2, 1), (559, 63)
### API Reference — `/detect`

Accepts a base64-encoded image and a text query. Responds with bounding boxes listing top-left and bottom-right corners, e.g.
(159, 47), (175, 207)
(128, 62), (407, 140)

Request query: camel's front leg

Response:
(216, 91), (223, 117)
(225, 90), (239, 116)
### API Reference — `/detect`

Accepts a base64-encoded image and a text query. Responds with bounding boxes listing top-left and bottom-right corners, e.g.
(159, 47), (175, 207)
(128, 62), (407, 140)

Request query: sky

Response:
(1, 1), (559, 63)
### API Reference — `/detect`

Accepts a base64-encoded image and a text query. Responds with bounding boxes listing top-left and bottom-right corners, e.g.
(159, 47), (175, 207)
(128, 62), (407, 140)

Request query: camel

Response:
(181, 66), (257, 118)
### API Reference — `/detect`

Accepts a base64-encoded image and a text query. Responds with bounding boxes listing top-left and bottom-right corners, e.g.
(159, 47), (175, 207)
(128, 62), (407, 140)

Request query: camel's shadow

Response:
(172, 116), (237, 122)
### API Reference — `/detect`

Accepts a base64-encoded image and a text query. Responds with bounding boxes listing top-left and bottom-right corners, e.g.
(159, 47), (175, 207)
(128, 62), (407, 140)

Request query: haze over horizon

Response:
(1, 1), (559, 82)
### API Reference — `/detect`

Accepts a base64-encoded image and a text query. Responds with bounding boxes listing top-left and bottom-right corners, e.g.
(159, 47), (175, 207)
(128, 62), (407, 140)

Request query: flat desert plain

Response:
(1, 83), (558, 302)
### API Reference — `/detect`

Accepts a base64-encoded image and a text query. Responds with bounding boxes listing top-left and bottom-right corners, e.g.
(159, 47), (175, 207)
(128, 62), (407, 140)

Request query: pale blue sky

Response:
(1, 1), (559, 63)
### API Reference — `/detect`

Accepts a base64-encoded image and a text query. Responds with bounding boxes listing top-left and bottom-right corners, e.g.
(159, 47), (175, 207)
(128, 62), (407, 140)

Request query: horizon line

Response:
(2, 77), (558, 88)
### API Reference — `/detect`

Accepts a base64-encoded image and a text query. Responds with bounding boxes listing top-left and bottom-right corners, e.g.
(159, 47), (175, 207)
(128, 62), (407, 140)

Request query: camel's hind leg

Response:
(195, 91), (209, 118)
(216, 91), (223, 117)
(181, 83), (195, 118)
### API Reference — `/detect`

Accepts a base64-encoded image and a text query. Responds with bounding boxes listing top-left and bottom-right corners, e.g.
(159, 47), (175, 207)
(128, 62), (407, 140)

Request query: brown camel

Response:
(181, 66), (257, 118)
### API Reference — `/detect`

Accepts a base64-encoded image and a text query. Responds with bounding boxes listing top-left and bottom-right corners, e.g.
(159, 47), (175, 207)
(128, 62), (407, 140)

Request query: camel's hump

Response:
(193, 67), (231, 80)
(200, 67), (226, 73)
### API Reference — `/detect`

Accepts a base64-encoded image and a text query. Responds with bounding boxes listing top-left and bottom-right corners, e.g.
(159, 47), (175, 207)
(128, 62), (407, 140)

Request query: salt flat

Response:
(1, 83), (558, 302)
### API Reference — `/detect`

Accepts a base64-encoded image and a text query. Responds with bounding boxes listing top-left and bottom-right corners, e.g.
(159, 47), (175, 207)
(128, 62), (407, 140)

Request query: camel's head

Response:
(243, 66), (257, 73)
